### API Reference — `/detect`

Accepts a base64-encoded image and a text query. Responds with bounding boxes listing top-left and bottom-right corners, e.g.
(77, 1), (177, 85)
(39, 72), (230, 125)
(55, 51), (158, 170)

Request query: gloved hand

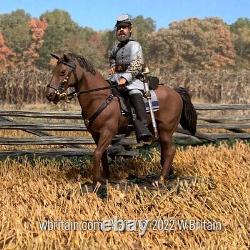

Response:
(118, 77), (127, 89)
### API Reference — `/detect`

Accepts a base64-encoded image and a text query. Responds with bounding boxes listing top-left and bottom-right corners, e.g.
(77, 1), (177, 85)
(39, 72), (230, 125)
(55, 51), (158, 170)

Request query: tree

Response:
(0, 32), (16, 72)
(36, 9), (80, 68)
(148, 18), (236, 71)
(231, 18), (250, 68)
(102, 30), (116, 60)
(0, 10), (32, 55)
(64, 27), (108, 69)
(23, 18), (48, 66)
(131, 15), (156, 59)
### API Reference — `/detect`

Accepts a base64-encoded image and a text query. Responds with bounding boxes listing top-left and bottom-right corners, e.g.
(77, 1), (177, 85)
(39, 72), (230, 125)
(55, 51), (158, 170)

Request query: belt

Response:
(115, 64), (128, 72)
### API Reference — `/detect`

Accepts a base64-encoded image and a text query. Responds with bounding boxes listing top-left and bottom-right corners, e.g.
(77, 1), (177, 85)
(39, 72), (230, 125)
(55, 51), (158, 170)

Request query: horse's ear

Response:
(50, 53), (60, 60)
(63, 53), (70, 62)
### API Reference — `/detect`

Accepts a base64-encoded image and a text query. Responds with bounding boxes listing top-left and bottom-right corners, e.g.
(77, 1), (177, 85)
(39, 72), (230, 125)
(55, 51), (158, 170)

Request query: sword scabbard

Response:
(143, 68), (158, 138)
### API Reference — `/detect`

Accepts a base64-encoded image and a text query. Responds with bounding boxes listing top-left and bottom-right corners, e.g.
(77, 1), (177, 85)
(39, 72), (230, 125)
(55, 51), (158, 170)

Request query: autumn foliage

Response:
(0, 32), (16, 71)
(23, 18), (48, 65)
(0, 10), (249, 105)
(0, 10), (250, 73)
(148, 18), (236, 72)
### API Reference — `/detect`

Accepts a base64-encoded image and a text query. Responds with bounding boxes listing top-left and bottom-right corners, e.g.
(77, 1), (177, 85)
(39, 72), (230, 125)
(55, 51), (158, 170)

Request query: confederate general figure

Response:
(108, 14), (152, 142)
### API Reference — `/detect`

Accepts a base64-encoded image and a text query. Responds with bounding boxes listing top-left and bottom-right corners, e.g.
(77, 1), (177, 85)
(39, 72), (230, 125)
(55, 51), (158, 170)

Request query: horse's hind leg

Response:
(159, 133), (176, 181)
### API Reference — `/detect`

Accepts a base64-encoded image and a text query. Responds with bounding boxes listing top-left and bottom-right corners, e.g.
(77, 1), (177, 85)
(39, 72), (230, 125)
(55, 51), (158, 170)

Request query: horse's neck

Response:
(77, 70), (111, 118)
(82, 71), (108, 90)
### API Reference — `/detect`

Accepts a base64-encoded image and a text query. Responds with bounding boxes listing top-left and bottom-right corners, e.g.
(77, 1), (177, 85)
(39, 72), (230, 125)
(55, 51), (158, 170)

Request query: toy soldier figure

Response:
(108, 14), (153, 142)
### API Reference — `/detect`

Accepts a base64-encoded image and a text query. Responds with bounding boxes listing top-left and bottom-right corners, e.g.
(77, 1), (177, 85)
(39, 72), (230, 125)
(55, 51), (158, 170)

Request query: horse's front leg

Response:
(92, 129), (113, 184)
(101, 150), (110, 179)
(92, 134), (110, 180)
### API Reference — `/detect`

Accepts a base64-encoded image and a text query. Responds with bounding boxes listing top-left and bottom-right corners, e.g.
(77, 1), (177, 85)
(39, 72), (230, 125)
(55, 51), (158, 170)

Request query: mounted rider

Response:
(108, 14), (153, 142)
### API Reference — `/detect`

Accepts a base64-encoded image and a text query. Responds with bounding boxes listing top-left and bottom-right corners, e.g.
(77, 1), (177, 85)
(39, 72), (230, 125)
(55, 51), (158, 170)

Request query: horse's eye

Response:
(60, 70), (66, 76)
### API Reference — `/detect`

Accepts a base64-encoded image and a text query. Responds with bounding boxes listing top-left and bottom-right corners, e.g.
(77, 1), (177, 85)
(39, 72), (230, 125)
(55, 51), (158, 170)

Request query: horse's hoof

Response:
(93, 177), (107, 185)
(152, 175), (167, 188)
(88, 182), (108, 199)
(158, 176), (167, 186)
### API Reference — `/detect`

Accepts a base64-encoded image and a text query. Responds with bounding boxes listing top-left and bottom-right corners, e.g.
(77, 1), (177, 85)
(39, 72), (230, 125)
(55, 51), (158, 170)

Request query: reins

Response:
(67, 84), (118, 100)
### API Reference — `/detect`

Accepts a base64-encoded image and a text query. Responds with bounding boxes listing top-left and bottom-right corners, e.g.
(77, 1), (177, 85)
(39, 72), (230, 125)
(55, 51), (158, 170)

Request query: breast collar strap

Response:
(83, 94), (114, 128)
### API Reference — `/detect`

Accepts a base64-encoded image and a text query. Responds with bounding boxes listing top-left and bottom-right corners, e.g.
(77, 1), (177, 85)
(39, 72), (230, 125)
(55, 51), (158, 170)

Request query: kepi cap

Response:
(115, 14), (132, 28)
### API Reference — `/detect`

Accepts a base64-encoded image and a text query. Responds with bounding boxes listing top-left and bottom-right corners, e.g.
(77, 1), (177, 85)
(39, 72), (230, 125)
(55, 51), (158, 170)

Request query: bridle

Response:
(47, 56), (77, 102)
(47, 53), (120, 102)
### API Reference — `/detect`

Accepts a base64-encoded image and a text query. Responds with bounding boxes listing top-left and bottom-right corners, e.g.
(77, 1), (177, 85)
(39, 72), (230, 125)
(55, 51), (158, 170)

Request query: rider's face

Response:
(116, 25), (131, 42)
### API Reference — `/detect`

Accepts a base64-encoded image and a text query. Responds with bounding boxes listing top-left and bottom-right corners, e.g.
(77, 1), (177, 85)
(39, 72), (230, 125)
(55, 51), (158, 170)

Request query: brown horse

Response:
(46, 53), (197, 184)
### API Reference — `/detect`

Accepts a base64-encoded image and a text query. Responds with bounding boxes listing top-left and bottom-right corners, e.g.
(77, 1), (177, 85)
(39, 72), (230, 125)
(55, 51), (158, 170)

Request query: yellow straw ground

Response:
(0, 141), (249, 249)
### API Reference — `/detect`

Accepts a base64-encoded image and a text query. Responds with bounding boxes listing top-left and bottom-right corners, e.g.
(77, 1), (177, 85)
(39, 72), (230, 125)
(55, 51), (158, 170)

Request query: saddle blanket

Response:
(144, 90), (159, 112)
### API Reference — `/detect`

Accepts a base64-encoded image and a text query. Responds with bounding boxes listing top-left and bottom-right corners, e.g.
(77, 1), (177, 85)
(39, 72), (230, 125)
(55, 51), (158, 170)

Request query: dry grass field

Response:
(0, 139), (249, 249)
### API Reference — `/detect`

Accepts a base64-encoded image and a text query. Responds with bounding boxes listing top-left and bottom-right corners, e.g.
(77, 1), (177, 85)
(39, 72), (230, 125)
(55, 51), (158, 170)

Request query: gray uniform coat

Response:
(108, 39), (145, 92)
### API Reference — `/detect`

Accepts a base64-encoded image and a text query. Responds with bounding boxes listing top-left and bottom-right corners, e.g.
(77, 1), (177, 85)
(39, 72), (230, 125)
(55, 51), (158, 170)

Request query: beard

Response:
(116, 32), (130, 42)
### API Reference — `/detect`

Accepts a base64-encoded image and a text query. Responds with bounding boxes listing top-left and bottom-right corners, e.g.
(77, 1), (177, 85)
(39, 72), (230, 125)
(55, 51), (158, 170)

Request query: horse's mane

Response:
(67, 53), (96, 75)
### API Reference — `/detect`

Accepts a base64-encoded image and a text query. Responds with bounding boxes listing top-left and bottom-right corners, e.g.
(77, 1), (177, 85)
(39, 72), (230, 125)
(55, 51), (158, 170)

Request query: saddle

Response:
(108, 76), (160, 117)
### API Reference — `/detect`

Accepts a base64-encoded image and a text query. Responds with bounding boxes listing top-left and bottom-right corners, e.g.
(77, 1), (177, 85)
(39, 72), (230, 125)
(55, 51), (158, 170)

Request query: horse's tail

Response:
(175, 87), (197, 135)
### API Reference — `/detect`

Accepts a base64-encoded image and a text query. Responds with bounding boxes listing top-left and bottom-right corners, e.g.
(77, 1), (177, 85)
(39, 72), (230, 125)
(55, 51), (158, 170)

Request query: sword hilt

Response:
(143, 66), (151, 98)
(143, 66), (150, 76)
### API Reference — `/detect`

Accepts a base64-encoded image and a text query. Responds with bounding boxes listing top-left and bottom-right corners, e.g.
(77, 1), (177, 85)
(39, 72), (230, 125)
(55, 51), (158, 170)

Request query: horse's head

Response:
(46, 53), (78, 104)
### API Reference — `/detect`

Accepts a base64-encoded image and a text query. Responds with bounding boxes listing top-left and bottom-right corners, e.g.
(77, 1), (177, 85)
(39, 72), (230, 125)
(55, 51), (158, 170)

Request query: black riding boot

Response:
(129, 93), (153, 142)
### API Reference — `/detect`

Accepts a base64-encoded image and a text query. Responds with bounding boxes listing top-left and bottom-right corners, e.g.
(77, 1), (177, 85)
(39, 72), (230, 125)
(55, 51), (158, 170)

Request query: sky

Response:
(0, 0), (249, 31)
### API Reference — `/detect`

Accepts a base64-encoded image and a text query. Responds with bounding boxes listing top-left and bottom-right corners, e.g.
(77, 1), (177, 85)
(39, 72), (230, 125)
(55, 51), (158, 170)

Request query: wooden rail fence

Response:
(0, 103), (249, 158)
